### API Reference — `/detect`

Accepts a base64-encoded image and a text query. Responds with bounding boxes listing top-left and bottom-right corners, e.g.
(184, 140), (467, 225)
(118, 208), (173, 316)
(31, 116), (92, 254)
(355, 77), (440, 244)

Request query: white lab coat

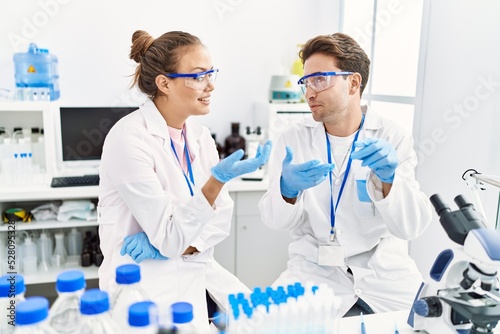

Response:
(259, 105), (433, 317)
(97, 100), (248, 330)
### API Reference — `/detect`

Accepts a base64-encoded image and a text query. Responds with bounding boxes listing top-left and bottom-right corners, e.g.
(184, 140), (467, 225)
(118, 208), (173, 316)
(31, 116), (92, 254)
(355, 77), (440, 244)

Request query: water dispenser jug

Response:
(13, 43), (60, 100)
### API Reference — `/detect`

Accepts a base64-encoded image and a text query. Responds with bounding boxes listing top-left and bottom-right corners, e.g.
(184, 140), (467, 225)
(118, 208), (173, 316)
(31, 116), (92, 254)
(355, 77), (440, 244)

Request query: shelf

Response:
(20, 264), (99, 285)
(0, 219), (98, 232)
(0, 184), (98, 202)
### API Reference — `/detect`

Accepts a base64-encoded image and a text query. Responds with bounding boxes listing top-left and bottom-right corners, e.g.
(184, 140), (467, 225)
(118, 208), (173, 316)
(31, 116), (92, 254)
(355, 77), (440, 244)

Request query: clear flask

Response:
(14, 296), (57, 333)
(49, 270), (86, 333)
(0, 274), (26, 334)
(128, 301), (158, 333)
(52, 232), (67, 267)
(77, 289), (120, 333)
(110, 264), (149, 330)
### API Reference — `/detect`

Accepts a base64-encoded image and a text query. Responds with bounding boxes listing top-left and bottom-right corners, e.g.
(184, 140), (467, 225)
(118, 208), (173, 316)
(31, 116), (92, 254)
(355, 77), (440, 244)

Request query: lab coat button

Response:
(334, 178), (341, 186)
(336, 229), (342, 236)
(355, 289), (362, 296)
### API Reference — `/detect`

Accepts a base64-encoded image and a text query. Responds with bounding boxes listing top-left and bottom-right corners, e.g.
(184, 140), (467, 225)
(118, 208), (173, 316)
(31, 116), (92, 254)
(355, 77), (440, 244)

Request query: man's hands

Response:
(280, 146), (334, 198)
(351, 138), (398, 184)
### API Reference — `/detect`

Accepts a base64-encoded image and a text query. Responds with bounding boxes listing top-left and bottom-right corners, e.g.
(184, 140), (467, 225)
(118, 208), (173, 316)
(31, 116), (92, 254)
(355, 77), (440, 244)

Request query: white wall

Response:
(411, 0), (500, 279)
(0, 0), (341, 140)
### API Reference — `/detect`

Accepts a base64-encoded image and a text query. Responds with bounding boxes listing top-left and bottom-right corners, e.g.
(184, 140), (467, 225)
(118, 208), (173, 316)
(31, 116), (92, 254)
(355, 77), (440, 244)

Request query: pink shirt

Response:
(168, 126), (191, 174)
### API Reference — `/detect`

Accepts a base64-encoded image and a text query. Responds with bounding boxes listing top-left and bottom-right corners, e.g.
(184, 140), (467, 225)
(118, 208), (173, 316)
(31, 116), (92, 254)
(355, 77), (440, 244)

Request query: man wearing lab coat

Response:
(259, 33), (433, 317)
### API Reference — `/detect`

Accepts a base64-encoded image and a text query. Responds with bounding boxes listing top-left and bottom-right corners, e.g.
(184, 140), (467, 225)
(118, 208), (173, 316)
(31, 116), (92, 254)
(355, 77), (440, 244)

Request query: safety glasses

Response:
(297, 71), (353, 94)
(165, 69), (219, 90)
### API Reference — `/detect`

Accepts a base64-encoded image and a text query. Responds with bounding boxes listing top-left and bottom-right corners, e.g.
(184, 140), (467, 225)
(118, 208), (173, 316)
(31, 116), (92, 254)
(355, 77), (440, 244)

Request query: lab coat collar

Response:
(139, 99), (203, 159)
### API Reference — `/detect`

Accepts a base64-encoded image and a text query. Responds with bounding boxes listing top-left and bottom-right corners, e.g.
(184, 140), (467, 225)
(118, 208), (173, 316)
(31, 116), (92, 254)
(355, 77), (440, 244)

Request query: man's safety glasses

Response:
(165, 69), (219, 90)
(297, 71), (353, 94)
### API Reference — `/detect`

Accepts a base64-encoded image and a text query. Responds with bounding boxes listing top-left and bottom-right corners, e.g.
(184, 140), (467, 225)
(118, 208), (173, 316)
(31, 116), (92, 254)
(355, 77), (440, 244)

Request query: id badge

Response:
(318, 244), (346, 267)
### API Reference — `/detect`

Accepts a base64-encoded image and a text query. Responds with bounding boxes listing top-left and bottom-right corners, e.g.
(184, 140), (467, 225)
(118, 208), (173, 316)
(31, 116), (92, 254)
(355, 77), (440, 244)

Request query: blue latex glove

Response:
(120, 232), (169, 263)
(211, 140), (272, 183)
(351, 138), (398, 183)
(280, 146), (334, 198)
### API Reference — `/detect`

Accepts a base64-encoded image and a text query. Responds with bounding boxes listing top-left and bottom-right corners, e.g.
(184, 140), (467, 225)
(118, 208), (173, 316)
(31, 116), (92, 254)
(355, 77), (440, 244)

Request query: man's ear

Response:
(349, 73), (362, 95)
(155, 75), (170, 96)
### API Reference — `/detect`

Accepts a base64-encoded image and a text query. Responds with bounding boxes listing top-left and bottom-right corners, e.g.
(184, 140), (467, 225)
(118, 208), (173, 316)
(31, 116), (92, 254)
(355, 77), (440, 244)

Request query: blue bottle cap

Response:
(116, 264), (141, 284)
(0, 274), (25, 297)
(80, 289), (110, 315)
(129, 301), (156, 327)
(56, 270), (85, 293)
(172, 301), (193, 324)
(16, 296), (49, 325)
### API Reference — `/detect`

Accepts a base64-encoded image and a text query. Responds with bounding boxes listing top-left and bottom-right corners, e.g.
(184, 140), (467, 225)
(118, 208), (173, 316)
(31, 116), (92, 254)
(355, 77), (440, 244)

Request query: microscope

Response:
(408, 193), (500, 334)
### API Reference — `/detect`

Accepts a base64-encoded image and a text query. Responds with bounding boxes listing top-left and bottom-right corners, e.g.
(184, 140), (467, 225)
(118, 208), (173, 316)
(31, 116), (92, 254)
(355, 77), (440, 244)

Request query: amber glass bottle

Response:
(224, 122), (246, 158)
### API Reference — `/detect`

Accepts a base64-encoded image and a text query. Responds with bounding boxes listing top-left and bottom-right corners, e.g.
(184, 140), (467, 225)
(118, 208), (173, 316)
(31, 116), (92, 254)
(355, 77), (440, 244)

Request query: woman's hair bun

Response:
(130, 30), (155, 63)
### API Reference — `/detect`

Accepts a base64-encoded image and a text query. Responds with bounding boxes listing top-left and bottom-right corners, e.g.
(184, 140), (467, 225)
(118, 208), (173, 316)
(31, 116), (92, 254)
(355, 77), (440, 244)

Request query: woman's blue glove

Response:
(120, 232), (169, 263)
(211, 140), (272, 183)
(351, 138), (398, 184)
(280, 146), (334, 198)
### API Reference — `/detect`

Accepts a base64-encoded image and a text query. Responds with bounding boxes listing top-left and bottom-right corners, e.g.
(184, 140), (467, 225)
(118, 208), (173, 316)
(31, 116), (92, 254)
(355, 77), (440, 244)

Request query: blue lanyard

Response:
(170, 131), (195, 196)
(326, 114), (365, 241)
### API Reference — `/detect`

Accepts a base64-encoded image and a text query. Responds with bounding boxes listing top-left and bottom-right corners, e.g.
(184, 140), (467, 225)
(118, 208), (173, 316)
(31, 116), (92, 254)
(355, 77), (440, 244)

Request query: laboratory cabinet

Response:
(214, 184), (292, 290)
(0, 185), (100, 286)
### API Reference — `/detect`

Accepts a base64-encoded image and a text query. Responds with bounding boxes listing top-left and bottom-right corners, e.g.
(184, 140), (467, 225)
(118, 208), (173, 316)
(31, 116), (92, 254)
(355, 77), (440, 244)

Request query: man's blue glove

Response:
(280, 146), (334, 198)
(120, 232), (169, 263)
(351, 138), (398, 184)
(211, 140), (272, 183)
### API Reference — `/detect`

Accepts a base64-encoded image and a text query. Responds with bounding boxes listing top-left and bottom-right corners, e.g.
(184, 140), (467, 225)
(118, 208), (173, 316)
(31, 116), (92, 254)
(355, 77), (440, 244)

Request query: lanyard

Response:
(326, 114), (365, 241)
(170, 131), (195, 196)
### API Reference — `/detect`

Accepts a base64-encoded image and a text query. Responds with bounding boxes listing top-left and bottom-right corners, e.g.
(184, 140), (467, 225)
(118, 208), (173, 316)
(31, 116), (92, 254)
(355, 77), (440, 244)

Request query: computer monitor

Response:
(53, 106), (138, 174)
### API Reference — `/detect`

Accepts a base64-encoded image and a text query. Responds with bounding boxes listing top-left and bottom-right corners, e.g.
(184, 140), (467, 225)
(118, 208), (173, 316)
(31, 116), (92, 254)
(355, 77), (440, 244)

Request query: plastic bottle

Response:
(21, 233), (37, 275)
(0, 138), (16, 184)
(224, 122), (246, 158)
(171, 302), (196, 333)
(48, 270), (86, 333)
(32, 128), (46, 172)
(52, 232), (67, 267)
(37, 231), (53, 272)
(77, 289), (120, 333)
(14, 296), (57, 333)
(128, 301), (158, 333)
(67, 228), (82, 257)
(0, 274), (26, 334)
(110, 264), (149, 330)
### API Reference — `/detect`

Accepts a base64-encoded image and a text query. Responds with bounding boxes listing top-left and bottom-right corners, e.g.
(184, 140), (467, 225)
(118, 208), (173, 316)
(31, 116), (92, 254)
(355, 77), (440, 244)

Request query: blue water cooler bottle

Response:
(13, 43), (60, 100)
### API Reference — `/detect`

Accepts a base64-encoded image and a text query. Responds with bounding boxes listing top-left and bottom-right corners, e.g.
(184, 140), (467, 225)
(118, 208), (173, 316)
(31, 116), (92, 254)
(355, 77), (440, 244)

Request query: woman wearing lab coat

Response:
(259, 33), (433, 317)
(97, 30), (271, 330)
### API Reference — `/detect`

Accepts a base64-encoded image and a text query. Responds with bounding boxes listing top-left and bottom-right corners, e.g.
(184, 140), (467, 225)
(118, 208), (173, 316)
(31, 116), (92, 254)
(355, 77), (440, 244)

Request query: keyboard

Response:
(51, 174), (100, 188)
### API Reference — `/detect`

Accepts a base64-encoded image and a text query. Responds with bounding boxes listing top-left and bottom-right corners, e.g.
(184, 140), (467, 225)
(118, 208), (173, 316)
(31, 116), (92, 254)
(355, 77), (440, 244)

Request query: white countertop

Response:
(0, 177), (269, 202)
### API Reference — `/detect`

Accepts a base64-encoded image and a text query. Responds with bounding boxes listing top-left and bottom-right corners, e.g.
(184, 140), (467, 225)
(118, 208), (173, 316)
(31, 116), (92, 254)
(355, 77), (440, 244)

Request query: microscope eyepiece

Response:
(454, 195), (474, 210)
(430, 194), (451, 216)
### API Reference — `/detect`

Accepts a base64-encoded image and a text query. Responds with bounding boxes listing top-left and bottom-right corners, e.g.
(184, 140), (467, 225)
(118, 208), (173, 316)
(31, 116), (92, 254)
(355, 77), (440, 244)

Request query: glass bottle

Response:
(128, 301), (158, 333)
(14, 296), (57, 333)
(49, 270), (86, 333)
(77, 289), (120, 333)
(224, 122), (246, 158)
(0, 274), (26, 334)
(211, 133), (224, 159)
(110, 264), (149, 330)
(171, 302), (196, 333)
